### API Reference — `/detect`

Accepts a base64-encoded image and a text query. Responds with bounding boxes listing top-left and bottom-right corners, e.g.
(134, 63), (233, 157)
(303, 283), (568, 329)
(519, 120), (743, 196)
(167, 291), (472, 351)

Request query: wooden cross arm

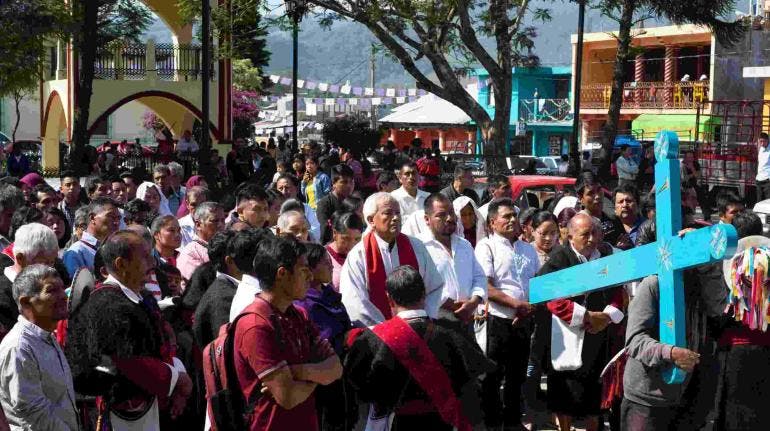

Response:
(529, 224), (738, 304)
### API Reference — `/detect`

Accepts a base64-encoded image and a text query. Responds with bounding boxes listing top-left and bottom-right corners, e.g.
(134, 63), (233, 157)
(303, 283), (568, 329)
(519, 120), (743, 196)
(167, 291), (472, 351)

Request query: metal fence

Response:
(59, 151), (200, 180)
(94, 44), (147, 80)
(155, 43), (206, 81)
(519, 98), (572, 122)
(94, 43), (209, 81)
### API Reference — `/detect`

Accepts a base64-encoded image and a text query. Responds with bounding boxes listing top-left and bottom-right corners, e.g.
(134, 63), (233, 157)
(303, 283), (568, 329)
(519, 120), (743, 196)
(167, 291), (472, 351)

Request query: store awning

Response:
(632, 114), (721, 141)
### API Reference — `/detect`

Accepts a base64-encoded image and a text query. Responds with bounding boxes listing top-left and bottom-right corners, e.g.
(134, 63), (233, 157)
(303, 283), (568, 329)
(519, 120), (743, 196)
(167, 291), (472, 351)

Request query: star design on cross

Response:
(658, 239), (673, 271)
(710, 226), (728, 258)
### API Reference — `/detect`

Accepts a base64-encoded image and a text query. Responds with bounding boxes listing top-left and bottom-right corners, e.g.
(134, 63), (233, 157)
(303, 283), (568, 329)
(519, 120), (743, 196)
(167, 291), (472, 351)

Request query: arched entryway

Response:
(41, 91), (67, 174)
(87, 90), (222, 142)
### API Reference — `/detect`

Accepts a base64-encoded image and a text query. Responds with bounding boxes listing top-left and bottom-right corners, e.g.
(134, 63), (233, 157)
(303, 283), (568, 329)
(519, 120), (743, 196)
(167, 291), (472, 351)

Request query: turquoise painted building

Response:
(474, 66), (573, 156)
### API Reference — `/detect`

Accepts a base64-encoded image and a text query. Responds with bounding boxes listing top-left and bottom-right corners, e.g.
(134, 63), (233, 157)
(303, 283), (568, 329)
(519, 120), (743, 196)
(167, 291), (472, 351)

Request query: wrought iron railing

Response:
(94, 44), (147, 80)
(581, 81), (709, 110)
(94, 42), (211, 81)
(155, 43), (205, 81)
(520, 98), (572, 122)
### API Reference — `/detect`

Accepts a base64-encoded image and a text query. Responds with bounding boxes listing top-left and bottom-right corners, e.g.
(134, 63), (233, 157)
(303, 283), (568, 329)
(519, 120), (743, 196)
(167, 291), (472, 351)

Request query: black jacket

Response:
(192, 276), (238, 347)
(316, 193), (345, 245)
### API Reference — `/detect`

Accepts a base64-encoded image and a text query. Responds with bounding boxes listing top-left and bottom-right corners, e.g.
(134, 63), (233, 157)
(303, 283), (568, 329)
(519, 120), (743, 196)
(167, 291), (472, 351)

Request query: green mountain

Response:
(144, 2), (665, 87)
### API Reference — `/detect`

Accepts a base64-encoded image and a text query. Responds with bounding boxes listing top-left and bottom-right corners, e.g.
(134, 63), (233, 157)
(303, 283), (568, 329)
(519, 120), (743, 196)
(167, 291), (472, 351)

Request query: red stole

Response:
(372, 317), (471, 431)
(364, 232), (419, 320)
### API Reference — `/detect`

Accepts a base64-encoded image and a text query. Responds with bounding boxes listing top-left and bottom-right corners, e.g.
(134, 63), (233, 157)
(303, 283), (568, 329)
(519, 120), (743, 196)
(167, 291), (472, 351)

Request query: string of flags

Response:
(267, 74), (429, 98)
(259, 95), (421, 106)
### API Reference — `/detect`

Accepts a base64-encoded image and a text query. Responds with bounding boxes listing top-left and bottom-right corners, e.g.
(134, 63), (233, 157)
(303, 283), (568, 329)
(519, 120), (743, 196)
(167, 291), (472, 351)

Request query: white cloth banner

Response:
(372, 98), (382, 106)
(349, 98), (358, 105)
(269, 75), (280, 83)
(385, 88), (396, 97)
(364, 87), (374, 96)
(396, 96), (406, 104)
(341, 85), (351, 95)
(318, 82), (329, 92)
(407, 88), (417, 96)
(325, 98), (335, 106)
(297, 80), (305, 89)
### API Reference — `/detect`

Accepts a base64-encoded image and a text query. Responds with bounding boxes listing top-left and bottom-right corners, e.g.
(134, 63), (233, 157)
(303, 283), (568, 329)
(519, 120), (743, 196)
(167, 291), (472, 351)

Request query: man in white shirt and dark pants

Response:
(474, 197), (540, 430)
(616, 144), (639, 188)
(419, 193), (486, 332)
(756, 132), (770, 201)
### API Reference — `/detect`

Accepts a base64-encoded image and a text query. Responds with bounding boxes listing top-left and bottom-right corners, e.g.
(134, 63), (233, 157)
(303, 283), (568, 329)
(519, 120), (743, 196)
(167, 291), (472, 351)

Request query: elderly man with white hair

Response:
(0, 223), (59, 338)
(276, 210), (310, 242)
(339, 192), (444, 327)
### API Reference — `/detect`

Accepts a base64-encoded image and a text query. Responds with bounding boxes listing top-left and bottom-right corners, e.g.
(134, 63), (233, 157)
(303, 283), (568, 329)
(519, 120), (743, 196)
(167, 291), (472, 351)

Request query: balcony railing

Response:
(94, 41), (212, 81)
(581, 81), (709, 110)
(519, 98), (572, 123)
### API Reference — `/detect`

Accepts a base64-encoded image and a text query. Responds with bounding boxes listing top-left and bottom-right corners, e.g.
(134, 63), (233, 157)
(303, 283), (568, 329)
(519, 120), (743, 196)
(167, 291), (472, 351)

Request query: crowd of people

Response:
(0, 135), (765, 431)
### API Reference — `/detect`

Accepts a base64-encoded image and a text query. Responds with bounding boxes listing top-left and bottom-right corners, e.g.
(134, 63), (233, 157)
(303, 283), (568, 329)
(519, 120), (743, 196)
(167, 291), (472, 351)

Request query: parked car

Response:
(515, 156), (551, 176)
(473, 175), (577, 211)
(538, 156), (562, 175)
(6, 140), (42, 173)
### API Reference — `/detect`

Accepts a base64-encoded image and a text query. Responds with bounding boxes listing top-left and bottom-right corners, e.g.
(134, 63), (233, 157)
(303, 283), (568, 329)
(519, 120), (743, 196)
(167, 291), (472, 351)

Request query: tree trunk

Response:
(487, 80), (512, 173)
(70, 0), (99, 176)
(599, 0), (636, 182)
(12, 93), (21, 144)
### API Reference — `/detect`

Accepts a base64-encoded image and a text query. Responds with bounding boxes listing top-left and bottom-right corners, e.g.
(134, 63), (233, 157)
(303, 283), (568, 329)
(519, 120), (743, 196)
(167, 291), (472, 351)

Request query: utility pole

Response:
(369, 43), (377, 129)
(292, 8), (299, 148)
(201, 0), (211, 152)
(568, 0), (586, 177)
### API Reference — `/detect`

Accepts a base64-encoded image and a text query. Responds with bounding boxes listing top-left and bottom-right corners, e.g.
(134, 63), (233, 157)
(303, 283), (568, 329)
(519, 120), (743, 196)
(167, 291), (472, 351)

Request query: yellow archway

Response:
(41, 92), (67, 174)
(141, 0), (199, 44)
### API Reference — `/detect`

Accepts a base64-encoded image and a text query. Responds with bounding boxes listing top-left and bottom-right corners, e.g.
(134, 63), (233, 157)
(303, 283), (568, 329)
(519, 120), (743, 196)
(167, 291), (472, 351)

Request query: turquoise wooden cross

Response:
(530, 131), (738, 383)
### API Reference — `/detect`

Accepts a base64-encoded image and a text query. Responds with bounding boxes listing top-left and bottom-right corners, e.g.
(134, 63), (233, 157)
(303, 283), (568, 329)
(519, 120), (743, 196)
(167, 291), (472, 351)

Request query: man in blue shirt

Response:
(62, 197), (120, 278)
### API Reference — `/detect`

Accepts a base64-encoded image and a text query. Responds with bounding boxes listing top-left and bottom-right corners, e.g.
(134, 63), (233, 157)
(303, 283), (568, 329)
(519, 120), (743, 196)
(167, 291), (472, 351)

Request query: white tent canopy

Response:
(379, 94), (471, 127)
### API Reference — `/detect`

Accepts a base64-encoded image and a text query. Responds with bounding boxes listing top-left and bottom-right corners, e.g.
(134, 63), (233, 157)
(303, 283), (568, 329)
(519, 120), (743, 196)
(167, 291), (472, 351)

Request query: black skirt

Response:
(715, 344), (770, 431)
(547, 329), (606, 418)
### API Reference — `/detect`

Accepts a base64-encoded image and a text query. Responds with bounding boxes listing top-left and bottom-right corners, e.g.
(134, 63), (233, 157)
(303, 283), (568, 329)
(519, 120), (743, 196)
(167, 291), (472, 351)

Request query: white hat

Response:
(553, 196), (578, 219)
(722, 235), (770, 286)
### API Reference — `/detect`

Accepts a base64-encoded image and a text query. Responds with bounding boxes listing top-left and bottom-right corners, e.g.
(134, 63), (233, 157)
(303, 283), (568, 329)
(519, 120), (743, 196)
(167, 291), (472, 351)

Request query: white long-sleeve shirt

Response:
(401, 210), (429, 237)
(475, 234), (540, 319)
(419, 232), (487, 304)
(340, 232), (444, 327)
(229, 274), (262, 322)
(616, 155), (639, 180)
(390, 187), (430, 219)
(0, 316), (78, 431)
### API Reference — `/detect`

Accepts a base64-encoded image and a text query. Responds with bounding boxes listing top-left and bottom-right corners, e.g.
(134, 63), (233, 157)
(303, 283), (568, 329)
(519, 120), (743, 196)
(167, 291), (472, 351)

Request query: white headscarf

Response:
(452, 196), (487, 242)
(135, 181), (172, 216)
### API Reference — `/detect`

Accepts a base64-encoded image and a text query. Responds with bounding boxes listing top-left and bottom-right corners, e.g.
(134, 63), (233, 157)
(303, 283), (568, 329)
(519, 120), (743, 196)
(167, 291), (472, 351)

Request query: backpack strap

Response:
(222, 311), (257, 420)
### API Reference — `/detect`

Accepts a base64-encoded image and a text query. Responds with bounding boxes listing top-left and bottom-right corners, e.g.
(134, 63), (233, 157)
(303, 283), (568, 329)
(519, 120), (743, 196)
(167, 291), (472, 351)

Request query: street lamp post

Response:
(201, 0), (211, 151)
(569, 0), (586, 176)
(286, 0), (307, 152)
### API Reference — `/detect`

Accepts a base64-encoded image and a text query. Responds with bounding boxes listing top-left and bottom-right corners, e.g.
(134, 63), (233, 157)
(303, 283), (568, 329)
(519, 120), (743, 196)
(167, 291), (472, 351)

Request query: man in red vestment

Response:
(340, 192), (444, 326)
(346, 265), (493, 430)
